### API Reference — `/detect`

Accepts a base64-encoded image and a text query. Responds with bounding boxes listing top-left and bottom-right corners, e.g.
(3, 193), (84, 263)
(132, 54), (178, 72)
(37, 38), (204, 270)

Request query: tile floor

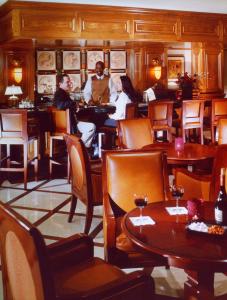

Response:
(0, 175), (227, 300)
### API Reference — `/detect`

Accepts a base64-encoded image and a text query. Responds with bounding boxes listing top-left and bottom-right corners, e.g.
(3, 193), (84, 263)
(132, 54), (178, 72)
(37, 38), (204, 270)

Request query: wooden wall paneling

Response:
(0, 11), (14, 42)
(20, 9), (79, 39)
(133, 14), (179, 42)
(223, 17), (227, 44)
(78, 12), (132, 40)
(180, 15), (221, 42)
(0, 47), (5, 101)
(192, 42), (224, 98)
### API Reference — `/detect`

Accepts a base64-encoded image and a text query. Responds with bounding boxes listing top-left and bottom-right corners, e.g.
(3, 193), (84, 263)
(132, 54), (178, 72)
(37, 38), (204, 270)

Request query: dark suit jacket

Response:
(53, 88), (78, 134)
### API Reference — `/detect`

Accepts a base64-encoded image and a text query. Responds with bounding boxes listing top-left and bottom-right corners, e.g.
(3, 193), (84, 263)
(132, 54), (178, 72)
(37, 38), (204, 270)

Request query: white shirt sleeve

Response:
(83, 78), (92, 103)
(109, 77), (118, 103)
(110, 92), (131, 120)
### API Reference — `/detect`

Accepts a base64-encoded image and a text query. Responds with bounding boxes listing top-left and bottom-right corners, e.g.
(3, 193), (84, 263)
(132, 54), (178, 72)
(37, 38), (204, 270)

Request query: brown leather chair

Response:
(217, 118), (227, 144)
(125, 102), (138, 119)
(64, 134), (102, 234)
(0, 203), (154, 300)
(49, 107), (70, 181)
(211, 99), (227, 143)
(175, 145), (227, 202)
(118, 118), (154, 149)
(0, 109), (39, 189)
(148, 100), (173, 142)
(182, 99), (205, 144)
(102, 149), (169, 268)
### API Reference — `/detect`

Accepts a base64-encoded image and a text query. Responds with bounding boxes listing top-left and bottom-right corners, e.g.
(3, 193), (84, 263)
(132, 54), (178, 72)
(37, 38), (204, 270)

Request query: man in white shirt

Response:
(83, 61), (117, 105)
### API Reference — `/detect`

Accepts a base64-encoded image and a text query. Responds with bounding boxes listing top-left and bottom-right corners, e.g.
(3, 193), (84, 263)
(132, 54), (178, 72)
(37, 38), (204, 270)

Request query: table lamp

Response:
(5, 85), (23, 107)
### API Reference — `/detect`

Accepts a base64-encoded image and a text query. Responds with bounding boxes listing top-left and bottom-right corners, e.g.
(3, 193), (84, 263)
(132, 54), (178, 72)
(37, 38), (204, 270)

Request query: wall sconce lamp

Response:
(11, 58), (23, 84)
(150, 58), (162, 80)
(13, 67), (23, 84)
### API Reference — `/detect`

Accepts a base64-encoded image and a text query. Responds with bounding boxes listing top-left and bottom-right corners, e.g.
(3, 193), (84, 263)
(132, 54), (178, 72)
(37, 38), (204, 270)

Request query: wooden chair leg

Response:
(49, 138), (53, 179)
(34, 139), (38, 181)
(84, 206), (94, 234)
(183, 128), (186, 143)
(201, 127), (204, 145)
(68, 195), (77, 222)
(23, 144), (28, 190)
(67, 154), (70, 183)
(6, 144), (10, 168)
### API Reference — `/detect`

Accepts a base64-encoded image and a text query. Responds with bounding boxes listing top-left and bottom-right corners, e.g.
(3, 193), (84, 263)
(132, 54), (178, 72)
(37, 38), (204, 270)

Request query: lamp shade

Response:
(5, 85), (23, 96)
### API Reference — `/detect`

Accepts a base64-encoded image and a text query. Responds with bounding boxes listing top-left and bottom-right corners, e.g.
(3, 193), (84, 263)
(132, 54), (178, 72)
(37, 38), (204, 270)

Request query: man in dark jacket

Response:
(54, 74), (96, 148)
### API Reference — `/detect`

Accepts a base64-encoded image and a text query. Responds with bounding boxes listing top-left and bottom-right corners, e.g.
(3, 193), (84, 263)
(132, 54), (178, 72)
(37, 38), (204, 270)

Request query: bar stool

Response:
(98, 102), (138, 154)
(0, 109), (39, 189)
(49, 107), (71, 181)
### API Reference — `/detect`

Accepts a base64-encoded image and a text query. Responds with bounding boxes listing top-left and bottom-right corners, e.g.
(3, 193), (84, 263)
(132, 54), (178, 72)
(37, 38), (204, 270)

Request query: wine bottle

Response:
(215, 168), (227, 225)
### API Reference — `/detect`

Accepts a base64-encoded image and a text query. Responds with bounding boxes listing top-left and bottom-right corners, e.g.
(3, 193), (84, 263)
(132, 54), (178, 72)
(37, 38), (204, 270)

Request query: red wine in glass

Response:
(170, 185), (184, 213)
(134, 195), (148, 219)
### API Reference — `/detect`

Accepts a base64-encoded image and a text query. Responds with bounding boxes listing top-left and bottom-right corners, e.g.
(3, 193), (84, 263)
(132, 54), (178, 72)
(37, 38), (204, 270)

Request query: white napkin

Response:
(188, 222), (208, 233)
(165, 207), (188, 215)
(144, 88), (156, 101)
(130, 216), (155, 226)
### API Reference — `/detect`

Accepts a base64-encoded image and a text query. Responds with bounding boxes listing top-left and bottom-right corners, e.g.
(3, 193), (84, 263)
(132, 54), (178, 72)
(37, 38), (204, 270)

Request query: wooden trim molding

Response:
(1, 1), (227, 43)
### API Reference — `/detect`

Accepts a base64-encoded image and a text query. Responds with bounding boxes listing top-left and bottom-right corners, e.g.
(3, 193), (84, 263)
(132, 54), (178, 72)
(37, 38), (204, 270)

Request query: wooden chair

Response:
(64, 134), (103, 234)
(148, 100), (173, 142)
(49, 107), (70, 181)
(102, 149), (169, 268)
(0, 109), (38, 189)
(181, 99), (205, 144)
(117, 118), (154, 149)
(217, 118), (227, 144)
(175, 145), (227, 202)
(98, 102), (138, 151)
(0, 203), (155, 300)
(211, 98), (227, 143)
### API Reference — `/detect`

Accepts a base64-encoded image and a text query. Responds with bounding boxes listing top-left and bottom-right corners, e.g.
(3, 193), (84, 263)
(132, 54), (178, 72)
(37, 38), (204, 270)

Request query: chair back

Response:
(64, 134), (93, 206)
(182, 100), (204, 126)
(49, 107), (70, 134)
(0, 203), (54, 300)
(125, 102), (138, 119)
(217, 118), (227, 144)
(0, 109), (28, 140)
(148, 100), (173, 127)
(102, 150), (170, 213)
(210, 145), (227, 201)
(212, 99), (227, 125)
(117, 118), (153, 149)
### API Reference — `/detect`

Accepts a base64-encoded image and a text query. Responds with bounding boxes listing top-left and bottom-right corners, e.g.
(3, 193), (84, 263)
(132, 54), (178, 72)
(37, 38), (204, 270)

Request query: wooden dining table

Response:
(143, 142), (217, 167)
(122, 201), (227, 300)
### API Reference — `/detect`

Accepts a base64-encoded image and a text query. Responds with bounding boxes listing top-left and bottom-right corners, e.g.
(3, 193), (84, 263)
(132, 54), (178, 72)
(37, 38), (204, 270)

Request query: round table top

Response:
(143, 143), (217, 164)
(122, 201), (227, 271)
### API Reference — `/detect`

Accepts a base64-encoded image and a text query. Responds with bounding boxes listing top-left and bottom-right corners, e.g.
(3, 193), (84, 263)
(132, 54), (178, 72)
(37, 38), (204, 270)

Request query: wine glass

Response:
(170, 185), (184, 214)
(134, 194), (148, 219)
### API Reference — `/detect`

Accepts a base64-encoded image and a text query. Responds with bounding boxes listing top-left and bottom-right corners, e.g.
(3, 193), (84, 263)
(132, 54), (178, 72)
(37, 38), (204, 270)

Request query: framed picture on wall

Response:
(167, 56), (185, 79)
(63, 51), (81, 70)
(87, 50), (104, 70)
(37, 51), (56, 71)
(37, 74), (56, 94)
(110, 50), (126, 69)
(68, 73), (81, 92)
(110, 72), (126, 91)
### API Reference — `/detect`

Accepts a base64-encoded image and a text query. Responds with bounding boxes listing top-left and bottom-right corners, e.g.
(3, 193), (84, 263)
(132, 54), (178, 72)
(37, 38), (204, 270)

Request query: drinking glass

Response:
(170, 185), (184, 213)
(134, 194), (148, 219)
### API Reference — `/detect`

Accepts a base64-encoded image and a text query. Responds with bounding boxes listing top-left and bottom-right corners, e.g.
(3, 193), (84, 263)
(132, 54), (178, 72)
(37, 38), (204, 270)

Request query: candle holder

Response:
(175, 137), (184, 151)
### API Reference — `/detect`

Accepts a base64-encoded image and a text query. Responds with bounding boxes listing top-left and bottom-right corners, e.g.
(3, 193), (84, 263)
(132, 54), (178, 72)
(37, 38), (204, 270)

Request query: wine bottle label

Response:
(215, 208), (223, 223)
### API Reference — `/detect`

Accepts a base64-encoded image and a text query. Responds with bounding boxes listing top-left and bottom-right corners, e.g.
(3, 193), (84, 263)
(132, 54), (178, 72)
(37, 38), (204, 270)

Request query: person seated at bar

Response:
(104, 75), (137, 127)
(83, 61), (117, 105)
(53, 73), (96, 148)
